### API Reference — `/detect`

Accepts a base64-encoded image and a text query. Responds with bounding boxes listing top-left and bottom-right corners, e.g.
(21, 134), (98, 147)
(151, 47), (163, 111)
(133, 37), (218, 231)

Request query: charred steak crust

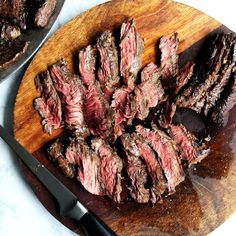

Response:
(120, 19), (144, 89)
(48, 139), (76, 178)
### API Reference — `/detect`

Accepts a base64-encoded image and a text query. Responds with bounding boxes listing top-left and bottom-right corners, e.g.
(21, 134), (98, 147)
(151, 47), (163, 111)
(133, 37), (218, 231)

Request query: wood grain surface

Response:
(13, 0), (236, 235)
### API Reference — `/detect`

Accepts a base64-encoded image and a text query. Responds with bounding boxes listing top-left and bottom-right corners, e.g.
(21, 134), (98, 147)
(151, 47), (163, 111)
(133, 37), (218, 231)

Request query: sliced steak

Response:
(136, 125), (185, 194)
(120, 19), (144, 89)
(91, 138), (123, 203)
(78, 45), (97, 87)
(50, 60), (90, 139)
(34, 0), (56, 27)
(111, 86), (136, 141)
(135, 63), (165, 120)
(175, 62), (195, 95)
(0, 40), (29, 69)
(97, 30), (120, 102)
(211, 72), (236, 125)
(121, 134), (150, 203)
(34, 70), (63, 134)
(159, 32), (179, 85)
(0, 0), (28, 29)
(65, 138), (105, 196)
(169, 124), (210, 166)
(131, 133), (167, 203)
(48, 139), (76, 178)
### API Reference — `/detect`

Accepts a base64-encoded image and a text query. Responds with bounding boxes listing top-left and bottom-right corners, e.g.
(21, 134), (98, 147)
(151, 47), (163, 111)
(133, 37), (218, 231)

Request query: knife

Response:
(0, 125), (116, 236)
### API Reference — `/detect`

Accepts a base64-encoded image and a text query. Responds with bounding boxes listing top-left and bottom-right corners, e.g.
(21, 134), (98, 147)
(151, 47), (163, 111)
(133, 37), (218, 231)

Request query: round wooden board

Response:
(13, 0), (236, 235)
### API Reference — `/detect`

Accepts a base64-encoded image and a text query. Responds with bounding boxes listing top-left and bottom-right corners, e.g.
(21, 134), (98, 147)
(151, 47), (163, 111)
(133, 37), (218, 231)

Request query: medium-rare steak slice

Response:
(120, 20), (144, 89)
(97, 30), (120, 102)
(121, 134), (150, 203)
(50, 60), (90, 139)
(135, 63), (165, 120)
(129, 133), (167, 203)
(48, 139), (76, 178)
(79, 45), (113, 139)
(91, 138), (123, 203)
(169, 124), (210, 166)
(78, 45), (97, 87)
(211, 72), (236, 125)
(111, 86), (136, 141)
(34, 0), (56, 27)
(136, 125), (185, 194)
(65, 138), (105, 196)
(159, 32), (179, 85)
(34, 70), (63, 134)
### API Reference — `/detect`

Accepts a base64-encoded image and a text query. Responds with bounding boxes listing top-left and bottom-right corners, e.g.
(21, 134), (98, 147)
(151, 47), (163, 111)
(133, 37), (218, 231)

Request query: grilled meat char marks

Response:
(97, 31), (120, 102)
(136, 125), (185, 194)
(91, 138), (123, 203)
(121, 134), (150, 203)
(79, 45), (113, 139)
(50, 60), (90, 138)
(176, 34), (236, 115)
(47, 139), (76, 178)
(65, 138), (105, 196)
(34, 70), (63, 134)
(169, 124), (210, 167)
(135, 63), (165, 120)
(120, 20), (144, 89)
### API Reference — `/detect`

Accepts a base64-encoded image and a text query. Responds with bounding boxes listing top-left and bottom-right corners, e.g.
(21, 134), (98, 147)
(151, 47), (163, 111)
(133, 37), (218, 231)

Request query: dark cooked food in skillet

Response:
(34, 19), (236, 204)
(0, 0), (57, 69)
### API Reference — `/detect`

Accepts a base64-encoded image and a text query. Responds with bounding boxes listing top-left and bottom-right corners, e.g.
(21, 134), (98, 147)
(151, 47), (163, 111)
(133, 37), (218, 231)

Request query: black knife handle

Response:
(80, 211), (117, 236)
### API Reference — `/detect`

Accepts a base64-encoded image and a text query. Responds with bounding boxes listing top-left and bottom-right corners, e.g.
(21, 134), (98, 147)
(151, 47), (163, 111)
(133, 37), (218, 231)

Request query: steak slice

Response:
(169, 124), (210, 166)
(135, 63), (165, 120)
(34, 0), (56, 27)
(0, 0), (28, 29)
(50, 60), (90, 139)
(211, 71), (236, 125)
(136, 125), (185, 194)
(0, 19), (21, 40)
(120, 19), (144, 89)
(131, 133), (167, 203)
(47, 139), (76, 178)
(121, 134), (150, 203)
(111, 86), (136, 141)
(97, 30), (120, 102)
(91, 138), (123, 203)
(159, 32), (179, 84)
(175, 62), (195, 95)
(0, 39), (29, 69)
(65, 138), (105, 196)
(34, 70), (63, 134)
(78, 45), (97, 87)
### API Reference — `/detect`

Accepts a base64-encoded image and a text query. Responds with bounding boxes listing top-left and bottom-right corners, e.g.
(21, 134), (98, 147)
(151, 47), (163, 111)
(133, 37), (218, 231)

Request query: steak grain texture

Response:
(91, 138), (123, 203)
(120, 20), (144, 89)
(34, 70), (63, 134)
(136, 125), (185, 194)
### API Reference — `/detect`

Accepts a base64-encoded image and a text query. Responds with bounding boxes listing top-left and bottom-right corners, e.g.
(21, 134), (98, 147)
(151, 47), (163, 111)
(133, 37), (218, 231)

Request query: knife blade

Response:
(0, 125), (116, 236)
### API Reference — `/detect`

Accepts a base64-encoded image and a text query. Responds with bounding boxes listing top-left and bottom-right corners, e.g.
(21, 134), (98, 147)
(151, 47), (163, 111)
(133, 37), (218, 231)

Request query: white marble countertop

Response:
(0, 0), (235, 235)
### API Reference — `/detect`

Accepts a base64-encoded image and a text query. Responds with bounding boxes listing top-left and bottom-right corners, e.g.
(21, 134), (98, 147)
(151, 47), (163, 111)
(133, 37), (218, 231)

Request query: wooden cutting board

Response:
(13, 0), (236, 235)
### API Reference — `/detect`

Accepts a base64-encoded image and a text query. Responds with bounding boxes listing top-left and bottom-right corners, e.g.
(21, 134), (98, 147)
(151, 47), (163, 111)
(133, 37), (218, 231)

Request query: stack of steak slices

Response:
(35, 19), (236, 204)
